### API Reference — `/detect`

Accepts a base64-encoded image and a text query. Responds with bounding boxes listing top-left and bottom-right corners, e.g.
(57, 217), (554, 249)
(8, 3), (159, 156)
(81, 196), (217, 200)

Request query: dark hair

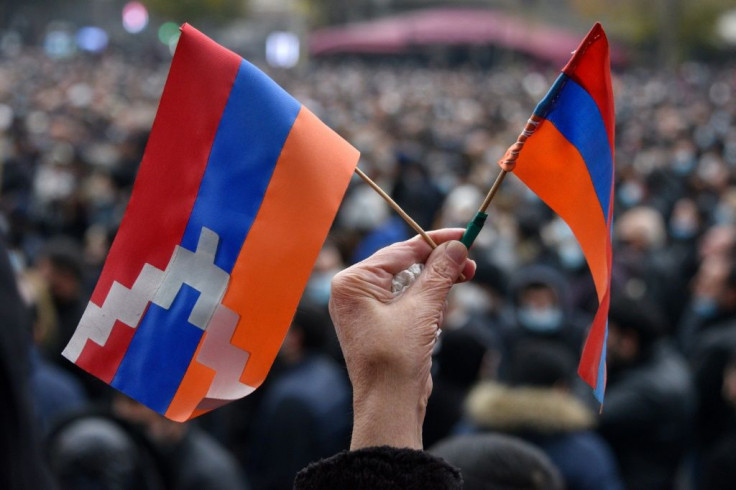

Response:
(435, 325), (496, 388)
(470, 258), (507, 297)
(430, 433), (564, 490)
(47, 414), (165, 490)
(38, 235), (84, 281)
(608, 293), (666, 349)
(292, 304), (331, 351)
(508, 340), (577, 388)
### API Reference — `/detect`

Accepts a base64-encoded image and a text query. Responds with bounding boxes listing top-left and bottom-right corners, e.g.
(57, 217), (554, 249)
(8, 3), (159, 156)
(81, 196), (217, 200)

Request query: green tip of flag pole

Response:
(460, 211), (488, 249)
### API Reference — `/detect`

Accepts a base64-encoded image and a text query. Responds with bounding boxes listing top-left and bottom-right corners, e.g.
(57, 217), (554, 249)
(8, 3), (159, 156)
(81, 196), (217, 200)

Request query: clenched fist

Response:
(329, 229), (476, 450)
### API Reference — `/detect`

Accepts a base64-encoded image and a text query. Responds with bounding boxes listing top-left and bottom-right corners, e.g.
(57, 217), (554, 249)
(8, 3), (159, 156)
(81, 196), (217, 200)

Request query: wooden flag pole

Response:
(459, 115), (541, 249)
(478, 169), (509, 214)
(354, 167), (467, 281)
(354, 167), (438, 250)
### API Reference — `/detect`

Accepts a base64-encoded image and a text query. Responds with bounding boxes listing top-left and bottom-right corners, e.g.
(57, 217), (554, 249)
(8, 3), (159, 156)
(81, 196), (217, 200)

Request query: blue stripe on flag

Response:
(179, 59), (301, 272)
(594, 324), (608, 403)
(545, 77), (613, 220)
(111, 284), (204, 414)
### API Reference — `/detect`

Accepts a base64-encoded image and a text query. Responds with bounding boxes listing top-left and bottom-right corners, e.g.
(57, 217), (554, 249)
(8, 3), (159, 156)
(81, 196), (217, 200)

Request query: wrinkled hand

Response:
(329, 229), (476, 449)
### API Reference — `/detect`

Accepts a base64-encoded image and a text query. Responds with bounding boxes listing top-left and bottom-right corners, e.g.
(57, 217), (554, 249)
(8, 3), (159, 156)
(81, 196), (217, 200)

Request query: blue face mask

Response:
(518, 306), (563, 333)
(558, 242), (585, 270)
(672, 151), (696, 176)
(669, 221), (697, 240)
(691, 297), (718, 319)
(305, 273), (333, 306)
(618, 182), (643, 207)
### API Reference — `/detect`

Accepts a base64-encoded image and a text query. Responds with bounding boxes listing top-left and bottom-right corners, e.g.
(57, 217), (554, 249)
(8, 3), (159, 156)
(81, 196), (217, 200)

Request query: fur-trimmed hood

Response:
(465, 382), (595, 434)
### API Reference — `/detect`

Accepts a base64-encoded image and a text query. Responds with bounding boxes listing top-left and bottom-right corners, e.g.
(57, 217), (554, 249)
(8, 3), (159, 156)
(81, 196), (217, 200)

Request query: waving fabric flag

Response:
(506, 23), (614, 402)
(63, 24), (359, 421)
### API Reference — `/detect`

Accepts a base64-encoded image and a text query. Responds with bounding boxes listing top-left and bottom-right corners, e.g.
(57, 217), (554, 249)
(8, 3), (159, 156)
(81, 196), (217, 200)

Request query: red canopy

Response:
(309, 8), (626, 66)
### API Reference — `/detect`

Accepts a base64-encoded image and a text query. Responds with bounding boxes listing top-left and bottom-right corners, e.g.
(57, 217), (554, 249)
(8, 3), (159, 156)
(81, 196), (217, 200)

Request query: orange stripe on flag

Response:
(514, 121), (611, 300)
(164, 336), (215, 422)
(225, 106), (359, 388)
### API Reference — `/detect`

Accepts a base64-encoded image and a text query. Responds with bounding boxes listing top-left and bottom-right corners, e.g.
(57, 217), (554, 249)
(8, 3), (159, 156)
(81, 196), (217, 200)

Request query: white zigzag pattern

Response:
(62, 264), (164, 362)
(196, 304), (256, 400)
(63, 227), (254, 403)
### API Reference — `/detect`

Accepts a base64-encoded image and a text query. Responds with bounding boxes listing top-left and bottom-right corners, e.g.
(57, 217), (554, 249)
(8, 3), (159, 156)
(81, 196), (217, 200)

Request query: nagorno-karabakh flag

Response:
(63, 24), (359, 421)
(510, 23), (614, 402)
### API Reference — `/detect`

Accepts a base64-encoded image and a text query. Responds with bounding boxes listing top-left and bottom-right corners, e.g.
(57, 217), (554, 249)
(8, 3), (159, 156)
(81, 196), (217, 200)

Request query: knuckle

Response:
(426, 258), (457, 287)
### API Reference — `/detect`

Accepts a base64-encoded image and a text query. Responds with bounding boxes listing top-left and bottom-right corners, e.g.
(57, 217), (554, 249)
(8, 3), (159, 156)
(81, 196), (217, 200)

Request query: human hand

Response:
(329, 229), (476, 450)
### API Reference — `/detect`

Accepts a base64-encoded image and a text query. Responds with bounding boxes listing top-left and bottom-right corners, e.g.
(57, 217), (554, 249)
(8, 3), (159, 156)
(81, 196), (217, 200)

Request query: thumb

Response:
(409, 240), (467, 306)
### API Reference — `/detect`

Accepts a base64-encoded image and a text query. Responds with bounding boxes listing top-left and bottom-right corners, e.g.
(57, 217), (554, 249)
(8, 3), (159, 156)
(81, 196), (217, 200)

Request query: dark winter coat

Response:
(464, 382), (623, 490)
(246, 355), (351, 490)
(600, 342), (696, 490)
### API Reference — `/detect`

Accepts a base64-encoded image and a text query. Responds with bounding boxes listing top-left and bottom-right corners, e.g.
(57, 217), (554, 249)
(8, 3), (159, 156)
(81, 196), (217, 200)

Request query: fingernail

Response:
(445, 241), (468, 266)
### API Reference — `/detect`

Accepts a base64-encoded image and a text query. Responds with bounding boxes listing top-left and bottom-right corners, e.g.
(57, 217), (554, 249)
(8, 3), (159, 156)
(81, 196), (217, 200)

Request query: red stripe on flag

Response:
(563, 23), (615, 153)
(578, 288), (610, 388)
(75, 318), (138, 383)
(90, 24), (241, 305)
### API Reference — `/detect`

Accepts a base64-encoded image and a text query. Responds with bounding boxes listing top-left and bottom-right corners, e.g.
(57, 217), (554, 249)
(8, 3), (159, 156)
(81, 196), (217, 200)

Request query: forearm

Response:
(350, 380), (426, 450)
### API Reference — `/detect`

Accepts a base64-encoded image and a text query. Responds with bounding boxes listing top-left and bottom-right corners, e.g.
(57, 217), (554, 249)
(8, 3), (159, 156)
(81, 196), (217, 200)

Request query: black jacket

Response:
(600, 341), (696, 490)
(294, 446), (461, 489)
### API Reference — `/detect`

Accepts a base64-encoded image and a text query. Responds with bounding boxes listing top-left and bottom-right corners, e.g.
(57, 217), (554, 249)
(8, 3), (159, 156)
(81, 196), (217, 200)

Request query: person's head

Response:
(36, 236), (84, 302)
(607, 293), (666, 369)
(279, 304), (331, 364)
(112, 394), (186, 447)
(614, 206), (666, 253)
(47, 415), (165, 490)
(509, 266), (568, 334)
(698, 224), (736, 261)
(430, 433), (564, 490)
(469, 257), (507, 313)
(508, 339), (577, 391)
(434, 325), (498, 388)
(691, 257), (736, 318)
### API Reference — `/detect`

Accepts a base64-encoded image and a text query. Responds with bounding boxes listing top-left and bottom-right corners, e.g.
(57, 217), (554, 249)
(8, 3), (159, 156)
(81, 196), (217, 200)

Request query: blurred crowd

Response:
(2, 40), (736, 490)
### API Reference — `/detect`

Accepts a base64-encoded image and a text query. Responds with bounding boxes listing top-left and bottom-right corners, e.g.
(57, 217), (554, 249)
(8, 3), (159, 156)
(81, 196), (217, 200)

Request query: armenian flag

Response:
(508, 23), (615, 402)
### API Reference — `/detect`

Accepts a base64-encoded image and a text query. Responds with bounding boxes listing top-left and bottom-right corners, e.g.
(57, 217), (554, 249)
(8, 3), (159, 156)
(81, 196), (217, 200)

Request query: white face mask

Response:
(518, 306), (563, 333)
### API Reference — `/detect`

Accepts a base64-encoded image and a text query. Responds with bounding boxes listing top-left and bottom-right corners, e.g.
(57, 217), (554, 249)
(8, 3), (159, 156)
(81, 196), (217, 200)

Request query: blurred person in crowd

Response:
(245, 304), (351, 490)
(612, 206), (672, 318)
(600, 293), (696, 490)
(21, 270), (88, 433)
(35, 235), (88, 358)
(699, 349), (736, 489)
(678, 233), (736, 355)
(0, 235), (56, 489)
(442, 257), (508, 331)
(461, 340), (623, 490)
(47, 413), (166, 490)
(499, 264), (589, 369)
(688, 274), (736, 484)
(659, 197), (703, 326)
(423, 324), (500, 447)
(303, 240), (344, 308)
(113, 394), (249, 490)
(391, 151), (445, 230)
(422, 258), (508, 447)
(338, 181), (411, 263)
(430, 433), (564, 490)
